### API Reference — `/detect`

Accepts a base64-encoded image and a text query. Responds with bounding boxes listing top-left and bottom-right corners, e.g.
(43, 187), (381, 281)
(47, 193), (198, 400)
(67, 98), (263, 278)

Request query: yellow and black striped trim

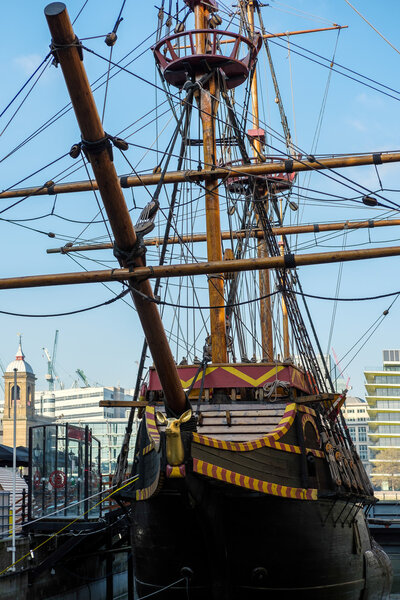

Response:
(193, 458), (318, 500)
(136, 472), (162, 501)
(145, 406), (161, 451)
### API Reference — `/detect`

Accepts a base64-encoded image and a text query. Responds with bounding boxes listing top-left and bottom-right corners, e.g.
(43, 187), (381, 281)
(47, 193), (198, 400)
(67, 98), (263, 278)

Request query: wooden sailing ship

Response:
(2, 1), (400, 598)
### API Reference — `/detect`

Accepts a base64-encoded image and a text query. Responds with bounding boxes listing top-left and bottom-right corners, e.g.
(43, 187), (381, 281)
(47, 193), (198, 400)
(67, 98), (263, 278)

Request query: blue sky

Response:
(0, 0), (400, 397)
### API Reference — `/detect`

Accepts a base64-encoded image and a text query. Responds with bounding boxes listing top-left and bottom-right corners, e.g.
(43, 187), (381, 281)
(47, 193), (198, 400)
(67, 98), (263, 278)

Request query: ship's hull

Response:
(132, 476), (392, 599)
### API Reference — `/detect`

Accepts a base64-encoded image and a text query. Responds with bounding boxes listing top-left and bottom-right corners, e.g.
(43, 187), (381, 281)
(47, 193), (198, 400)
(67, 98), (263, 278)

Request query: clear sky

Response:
(0, 0), (400, 397)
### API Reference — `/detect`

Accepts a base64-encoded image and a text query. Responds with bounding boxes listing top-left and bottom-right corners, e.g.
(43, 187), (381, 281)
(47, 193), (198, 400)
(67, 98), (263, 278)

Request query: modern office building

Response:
(364, 350), (400, 471)
(65, 416), (138, 475)
(35, 386), (131, 421)
(341, 396), (370, 475)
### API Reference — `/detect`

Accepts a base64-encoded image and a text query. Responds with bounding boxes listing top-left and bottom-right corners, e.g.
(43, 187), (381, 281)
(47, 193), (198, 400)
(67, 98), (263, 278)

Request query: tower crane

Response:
(43, 330), (63, 391)
(76, 369), (90, 387)
(331, 347), (351, 392)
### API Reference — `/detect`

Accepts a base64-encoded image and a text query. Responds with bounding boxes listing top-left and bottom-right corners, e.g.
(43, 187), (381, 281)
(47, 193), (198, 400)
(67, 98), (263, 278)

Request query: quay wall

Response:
(0, 534), (130, 600)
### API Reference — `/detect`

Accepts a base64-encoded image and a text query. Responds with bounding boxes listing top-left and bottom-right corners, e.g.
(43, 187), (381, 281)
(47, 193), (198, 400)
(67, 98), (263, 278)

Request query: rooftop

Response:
(5, 338), (34, 375)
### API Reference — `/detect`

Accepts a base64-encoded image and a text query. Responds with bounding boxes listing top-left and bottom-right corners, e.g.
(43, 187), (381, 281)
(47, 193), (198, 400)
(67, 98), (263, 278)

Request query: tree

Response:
(371, 448), (400, 491)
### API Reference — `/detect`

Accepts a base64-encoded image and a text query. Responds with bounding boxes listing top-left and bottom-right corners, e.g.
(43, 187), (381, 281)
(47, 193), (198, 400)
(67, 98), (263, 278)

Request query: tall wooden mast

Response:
(44, 2), (187, 414)
(247, 0), (274, 361)
(194, 0), (227, 363)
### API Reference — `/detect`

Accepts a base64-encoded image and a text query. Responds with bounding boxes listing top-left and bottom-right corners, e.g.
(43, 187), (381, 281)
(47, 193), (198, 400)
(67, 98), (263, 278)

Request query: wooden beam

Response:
(175, 25), (348, 50)
(44, 2), (186, 415)
(99, 400), (159, 407)
(2, 152), (400, 199)
(264, 25), (348, 39)
(2, 244), (400, 289)
(294, 393), (338, 405)
(46, 219), (400, 254)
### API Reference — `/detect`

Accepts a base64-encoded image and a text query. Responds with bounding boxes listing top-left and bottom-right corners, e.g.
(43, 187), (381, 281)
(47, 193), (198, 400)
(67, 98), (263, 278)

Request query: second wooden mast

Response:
(247, 0), (274, 361)
(193, 0), (227, 363)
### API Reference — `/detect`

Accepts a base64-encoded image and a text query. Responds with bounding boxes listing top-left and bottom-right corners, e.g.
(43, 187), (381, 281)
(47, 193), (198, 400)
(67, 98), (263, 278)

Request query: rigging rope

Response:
(0, 474), (139, 576)
(325, 224), (348, 357)
(343, 0), (400, 57)
(0, 53), (52, 121)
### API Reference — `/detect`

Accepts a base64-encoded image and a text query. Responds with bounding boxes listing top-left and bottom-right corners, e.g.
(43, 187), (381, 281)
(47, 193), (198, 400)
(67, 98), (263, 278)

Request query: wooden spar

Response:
(247, 0), (273, 361)
(175, 25), (348, 51)
(2, 152), (400, 199)
(194, 1), (227, 363)
(3, 244), (400, 289)
(44, 2), (186, 414)
(263, 25), (348, 39)
(46, 218), (400, 254)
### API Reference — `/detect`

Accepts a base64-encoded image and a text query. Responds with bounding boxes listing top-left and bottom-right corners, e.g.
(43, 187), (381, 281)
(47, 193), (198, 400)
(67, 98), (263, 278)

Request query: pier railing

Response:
(374, 490), (400, 501)
(28, 424), (102, 523)
(101, 474), (120, 513)
(0, 490), (27, 537)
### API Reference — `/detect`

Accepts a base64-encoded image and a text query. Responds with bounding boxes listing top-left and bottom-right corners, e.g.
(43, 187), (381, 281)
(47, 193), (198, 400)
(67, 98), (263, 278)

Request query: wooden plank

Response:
(198, 416), (281, 425)
(192, 433), (271, 441)
(194, 402), (288, 411)
(295, 393), (338, 404)
(196, 425), (277, 434)
(191, 444), (303, 486)
(99, 400), (162, 407)
(197, 409), (285, 418)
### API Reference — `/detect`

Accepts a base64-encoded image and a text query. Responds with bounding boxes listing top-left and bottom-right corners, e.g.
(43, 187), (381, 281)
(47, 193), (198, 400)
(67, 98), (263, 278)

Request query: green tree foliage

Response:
(372, 448), (400, 490)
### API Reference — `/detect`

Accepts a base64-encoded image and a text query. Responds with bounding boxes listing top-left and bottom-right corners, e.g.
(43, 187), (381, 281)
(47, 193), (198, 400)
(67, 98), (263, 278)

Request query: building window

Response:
(375, 400), (400, 409)
(348, 427), (356, 441)
(11, 385), (20, 401)
(376, 425), (400, 434)
(384, 350), (400, 362)
(375, 388), (400, 396)
(375, 375), (400, 384)
(358, 427), (367, 442)
(359, 445), (368, 461)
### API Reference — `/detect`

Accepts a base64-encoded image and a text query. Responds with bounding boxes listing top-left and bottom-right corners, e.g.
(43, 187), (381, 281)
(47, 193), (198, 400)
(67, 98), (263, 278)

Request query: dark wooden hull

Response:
(128, 401), (391, 598)
(132, 476), (392, 599)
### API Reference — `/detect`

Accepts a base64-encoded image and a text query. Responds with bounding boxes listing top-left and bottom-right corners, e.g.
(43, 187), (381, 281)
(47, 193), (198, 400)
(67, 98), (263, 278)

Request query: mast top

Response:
(184, 0), (218, 10)
(44, 3), (66, 17)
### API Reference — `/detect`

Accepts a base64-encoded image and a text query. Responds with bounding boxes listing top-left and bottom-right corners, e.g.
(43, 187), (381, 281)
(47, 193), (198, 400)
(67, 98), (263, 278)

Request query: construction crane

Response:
(76, 369), (90, 387)
(43, 330), (63, 391)
(331, 348), (351, 393)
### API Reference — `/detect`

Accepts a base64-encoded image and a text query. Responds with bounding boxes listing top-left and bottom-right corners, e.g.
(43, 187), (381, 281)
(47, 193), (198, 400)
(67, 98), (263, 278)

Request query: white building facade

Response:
(342, 396), (371, 476)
